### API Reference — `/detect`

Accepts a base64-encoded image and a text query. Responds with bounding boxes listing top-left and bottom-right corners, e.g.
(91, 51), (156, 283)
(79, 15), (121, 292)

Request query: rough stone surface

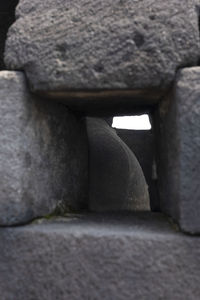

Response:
(156, 67), (200, 234)
(86, 118), (150, 212)
(0, 71), (88, 226)
(0, 1), (18, 69)
(4, 0), (200, 97)
(0, 212), (200, 300)
(117, 129), (159, 211)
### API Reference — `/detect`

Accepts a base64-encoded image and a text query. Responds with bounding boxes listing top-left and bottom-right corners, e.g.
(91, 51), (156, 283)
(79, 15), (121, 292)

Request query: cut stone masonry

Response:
(5, 0), (200, 111)
(156, 67), (200, 234)
(0, 71), (88, 225)
(0, 0), (200, 298)
(0, 213), (199, 300)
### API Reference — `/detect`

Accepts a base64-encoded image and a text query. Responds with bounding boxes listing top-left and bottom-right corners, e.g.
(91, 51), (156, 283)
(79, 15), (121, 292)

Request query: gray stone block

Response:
(117, 129), (159, 211)
(4, 0), (200, 102)
(0, 71), (88, 225)
(0, 212), (200, 300)
(156, 67), (200, 234)
(86, 118), (150, 211)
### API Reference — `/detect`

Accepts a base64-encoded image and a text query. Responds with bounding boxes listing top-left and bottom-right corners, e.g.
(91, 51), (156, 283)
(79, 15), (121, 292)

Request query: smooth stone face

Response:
(0, 71), (88, 225)
(117, 129), (159, 211)
(86, 118), (150, 212)
(4, 0), (200, 96)
(156, 67), (200, 234)
(0, 213), (200, 300)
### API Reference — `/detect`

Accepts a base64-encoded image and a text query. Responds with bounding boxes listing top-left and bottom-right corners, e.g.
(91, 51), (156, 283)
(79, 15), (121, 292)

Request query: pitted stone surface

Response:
(4, 0), (200, 96)
(0, 213), (200, 300)
(156, 67), (200, 234)
(86, 118), (150, 212)
(0, 71), (88, 225)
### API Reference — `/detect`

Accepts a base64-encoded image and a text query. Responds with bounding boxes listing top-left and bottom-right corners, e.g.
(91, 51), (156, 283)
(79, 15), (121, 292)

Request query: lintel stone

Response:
(4, 0), (200, 112)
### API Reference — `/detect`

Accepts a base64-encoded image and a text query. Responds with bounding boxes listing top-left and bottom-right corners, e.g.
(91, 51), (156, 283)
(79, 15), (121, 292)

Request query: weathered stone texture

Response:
(156, 67), (200, 234)
(86, 118), (150, 212)
(0, 71), (88, 225)
(0, 213), (200, 300)
(117, 129), (159, 211)
(4, 0), (200, 96)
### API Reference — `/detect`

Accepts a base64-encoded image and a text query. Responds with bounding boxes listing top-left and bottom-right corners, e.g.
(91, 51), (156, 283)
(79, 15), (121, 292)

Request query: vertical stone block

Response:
(0, 71), (88, 225)
(156, 67), (200, 234)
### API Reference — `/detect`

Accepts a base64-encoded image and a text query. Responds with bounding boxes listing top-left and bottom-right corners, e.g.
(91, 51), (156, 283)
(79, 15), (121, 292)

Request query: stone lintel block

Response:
(4, 0), (200, 106)
(0, 71), (88, 225)
(0, 213), (199, 300)
(156, 67), (200, 234)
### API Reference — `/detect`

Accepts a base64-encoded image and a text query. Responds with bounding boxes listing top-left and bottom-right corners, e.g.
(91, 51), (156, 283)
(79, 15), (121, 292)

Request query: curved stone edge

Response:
(86, 118), (150, 212)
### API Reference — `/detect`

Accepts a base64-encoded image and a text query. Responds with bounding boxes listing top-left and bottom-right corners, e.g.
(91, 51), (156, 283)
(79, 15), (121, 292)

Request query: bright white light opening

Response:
(112, 114), (151, 130)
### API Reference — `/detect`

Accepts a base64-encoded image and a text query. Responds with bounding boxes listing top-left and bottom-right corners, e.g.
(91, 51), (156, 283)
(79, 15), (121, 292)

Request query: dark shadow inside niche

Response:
(0, 0), (19, 70)
(111, 114), (159, 212)
(87, 109), (160, 214)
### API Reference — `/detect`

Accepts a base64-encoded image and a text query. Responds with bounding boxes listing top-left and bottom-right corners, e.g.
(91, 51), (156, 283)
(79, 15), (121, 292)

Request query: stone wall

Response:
(0, 0), (200, 298)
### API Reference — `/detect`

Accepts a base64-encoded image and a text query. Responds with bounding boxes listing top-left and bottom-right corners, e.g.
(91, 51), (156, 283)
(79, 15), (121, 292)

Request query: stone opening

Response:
(112, 114), (152, 130)
(86, 110), (159, 214)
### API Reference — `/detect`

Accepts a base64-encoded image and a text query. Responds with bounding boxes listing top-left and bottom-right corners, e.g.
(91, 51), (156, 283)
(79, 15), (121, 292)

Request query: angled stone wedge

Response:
(4, 0), (200, 106)
(0, 71), (88, 226)
(86, 118), (150, 212)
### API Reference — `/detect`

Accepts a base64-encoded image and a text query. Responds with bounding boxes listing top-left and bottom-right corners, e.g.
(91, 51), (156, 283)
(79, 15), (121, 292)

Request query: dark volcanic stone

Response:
(4, 0), (200, 98)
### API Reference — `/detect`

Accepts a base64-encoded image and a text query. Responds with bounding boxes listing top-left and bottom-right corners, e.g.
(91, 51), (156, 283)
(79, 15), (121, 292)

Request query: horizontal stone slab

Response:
(0, 71), (88, 225)
(5, 0), (200, 104)
(0, 212), (199, 300)
(156, 67), (200, 234)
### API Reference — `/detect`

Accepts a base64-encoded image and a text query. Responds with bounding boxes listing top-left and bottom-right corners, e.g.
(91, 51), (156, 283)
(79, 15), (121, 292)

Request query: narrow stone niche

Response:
(86, 111), (158, 214)
(112, 114), (159, 212)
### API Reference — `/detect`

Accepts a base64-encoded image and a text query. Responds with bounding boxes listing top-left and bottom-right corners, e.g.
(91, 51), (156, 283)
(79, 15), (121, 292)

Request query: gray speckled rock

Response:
(4, 0), (200, 97)
(156, 67), (200, 234)
(86, 118), (150, 211)
(0, 213), (200, 300)
(0, 71), (88, 225)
